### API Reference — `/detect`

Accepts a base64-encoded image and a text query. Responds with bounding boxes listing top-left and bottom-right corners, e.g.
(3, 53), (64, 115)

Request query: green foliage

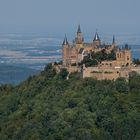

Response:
(42, 63), (56, 79)
(81, 50), (116, 67)
(0, 65), (140, 140)
(57, 68), (69, 79)
(91, 49), (116, 62)
(129, 72), (140, 92)
(81, 54), (98, 67)
(133, 58), (140, 65)
(115, 78), (129, 94)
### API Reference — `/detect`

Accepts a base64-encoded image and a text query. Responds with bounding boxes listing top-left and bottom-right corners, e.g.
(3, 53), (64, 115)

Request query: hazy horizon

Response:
(0, 0), (140, 36)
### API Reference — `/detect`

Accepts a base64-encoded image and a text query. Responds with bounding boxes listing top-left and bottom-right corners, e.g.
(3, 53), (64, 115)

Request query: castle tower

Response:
(112, 35), (116, 46)
(116, 44), (131, 66)
(93, 32), (101, 46)
(74, 25), (84, 44)
(116, 48), (124, 62)
(62, 35), (69, 66)
(111, 35), (116, 50)
(124, 44), (131, 66)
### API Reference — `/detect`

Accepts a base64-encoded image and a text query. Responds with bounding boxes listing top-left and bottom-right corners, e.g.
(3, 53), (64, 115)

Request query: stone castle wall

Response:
(83, 65), (140, 80)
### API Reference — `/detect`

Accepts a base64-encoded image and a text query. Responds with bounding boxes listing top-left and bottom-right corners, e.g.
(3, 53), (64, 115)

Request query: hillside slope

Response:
(0, 64), (140, 140)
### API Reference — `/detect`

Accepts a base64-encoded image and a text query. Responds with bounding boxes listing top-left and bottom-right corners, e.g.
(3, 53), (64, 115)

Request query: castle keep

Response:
(60, 25), (140, 80)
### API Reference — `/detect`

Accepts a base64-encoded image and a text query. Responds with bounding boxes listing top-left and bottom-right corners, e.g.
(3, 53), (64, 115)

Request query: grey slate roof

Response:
(62, 35), (69, 45)
(93, 32), (100, 41)
(112, 35), (115, 44)
(77, 25), (81, 33)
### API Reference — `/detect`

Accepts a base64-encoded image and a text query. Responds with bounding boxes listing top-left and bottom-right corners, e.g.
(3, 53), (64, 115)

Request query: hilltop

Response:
(0, 64), (140, 140)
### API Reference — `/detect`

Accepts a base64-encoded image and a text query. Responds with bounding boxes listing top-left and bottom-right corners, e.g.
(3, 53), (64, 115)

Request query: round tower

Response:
(62, 35), (69, 66)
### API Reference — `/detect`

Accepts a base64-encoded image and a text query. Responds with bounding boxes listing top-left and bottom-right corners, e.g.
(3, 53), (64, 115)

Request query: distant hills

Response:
(0, 64), (39, 85)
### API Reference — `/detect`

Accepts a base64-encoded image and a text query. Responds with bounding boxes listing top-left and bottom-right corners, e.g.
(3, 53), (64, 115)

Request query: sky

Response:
(0, 0), (140, 36)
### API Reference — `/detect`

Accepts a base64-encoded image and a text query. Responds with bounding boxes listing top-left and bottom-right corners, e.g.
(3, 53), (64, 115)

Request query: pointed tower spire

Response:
(112, 35), (115, 45)
(75, 24), (83, 44)
(77, 24), (81, 33)
(94, 32), (100, 41)
(93, 31), (101, 46)
(62, 35), (69, 45)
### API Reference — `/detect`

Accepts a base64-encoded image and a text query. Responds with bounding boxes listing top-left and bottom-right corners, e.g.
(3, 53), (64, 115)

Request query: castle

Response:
(60, 25), (140, 80)
(62, 25), (131, 67)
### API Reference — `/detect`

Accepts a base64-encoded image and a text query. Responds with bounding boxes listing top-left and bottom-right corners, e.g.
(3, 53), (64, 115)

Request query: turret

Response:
(93, 32), (101, 46)
(77, 24), (81, 34)
(112, 35), (115, 46)
(62, 35), (69, 46)
(62, 35), (69, 66)
(74, 25), (84, 44)
(111, 35), (116, 50)
(124, 44), (130, 50)
(116, 44), (131, 66)
(124, 44), (131, 65)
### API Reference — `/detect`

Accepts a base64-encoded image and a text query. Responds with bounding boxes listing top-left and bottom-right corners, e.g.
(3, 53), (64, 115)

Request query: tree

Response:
(133, 58), (140, 65)
(58, 68), (69, 79)
(115, 77), (129, 94)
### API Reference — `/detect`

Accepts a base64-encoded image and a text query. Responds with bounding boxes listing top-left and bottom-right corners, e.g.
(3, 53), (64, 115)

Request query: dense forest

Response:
(0, 63), (140, 140)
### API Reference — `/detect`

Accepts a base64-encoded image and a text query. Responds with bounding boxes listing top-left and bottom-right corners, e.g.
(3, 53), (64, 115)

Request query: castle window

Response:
(120, 53), (121, 58)
(127, 56), (129, 60)
(117, 54), (119, 58)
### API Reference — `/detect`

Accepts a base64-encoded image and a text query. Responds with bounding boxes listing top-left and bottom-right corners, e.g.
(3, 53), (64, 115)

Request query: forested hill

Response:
(0, 64), (140, 140)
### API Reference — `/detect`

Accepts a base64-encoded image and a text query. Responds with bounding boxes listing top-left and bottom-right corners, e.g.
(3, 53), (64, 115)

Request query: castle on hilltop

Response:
(62, 25), (131, 67)
(56, 25), (140, 80)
